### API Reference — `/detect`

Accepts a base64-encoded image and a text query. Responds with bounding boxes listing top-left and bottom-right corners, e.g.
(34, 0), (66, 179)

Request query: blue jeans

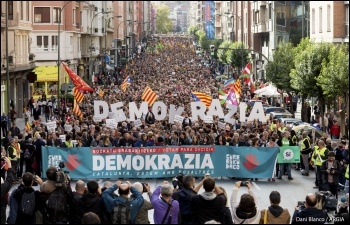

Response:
(278, 163), (292, 178)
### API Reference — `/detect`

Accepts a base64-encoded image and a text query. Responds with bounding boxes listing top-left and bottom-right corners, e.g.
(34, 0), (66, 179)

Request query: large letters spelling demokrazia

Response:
(93, 100), (266, 124)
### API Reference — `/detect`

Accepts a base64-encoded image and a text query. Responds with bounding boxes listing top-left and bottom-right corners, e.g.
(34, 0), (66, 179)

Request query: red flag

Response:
(250, 73), (255, 93)
(62, 63), (94, 92)
(241, 63), (251, 84)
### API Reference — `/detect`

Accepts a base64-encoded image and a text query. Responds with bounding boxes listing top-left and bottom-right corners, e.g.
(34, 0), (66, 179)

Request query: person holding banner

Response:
(277, 131), (294, 180)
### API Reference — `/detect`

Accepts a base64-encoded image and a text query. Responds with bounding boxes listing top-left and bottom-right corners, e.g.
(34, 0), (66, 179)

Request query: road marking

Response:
(252, 182), (261, 190)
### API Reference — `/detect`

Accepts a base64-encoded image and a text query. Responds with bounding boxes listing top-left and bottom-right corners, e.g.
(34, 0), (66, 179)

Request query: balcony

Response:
(258, 1), (267, 7)
(215, 21), (222, 27)
(258, 22), (267, 32)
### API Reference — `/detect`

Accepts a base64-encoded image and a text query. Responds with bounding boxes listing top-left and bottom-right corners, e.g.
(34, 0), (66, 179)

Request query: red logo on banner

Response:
(243, 154), (260, 171)
(65, 155), (81, 171)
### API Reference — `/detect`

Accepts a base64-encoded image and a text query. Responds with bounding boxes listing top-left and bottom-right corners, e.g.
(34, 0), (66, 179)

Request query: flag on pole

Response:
(232, 79), (242, 98)
(62, 63), (94, 92)
(226, 89), (239, 106)
(120, 76), (131, 92)
(73, 99), (83, 118)
(73, 88), (84, 103)
(223, 78), (235, 90)
(191, 92), (212, 107)
(250, 73), (255, 93)
(142, 86), (158, 106)
(241, 62), (251, 84)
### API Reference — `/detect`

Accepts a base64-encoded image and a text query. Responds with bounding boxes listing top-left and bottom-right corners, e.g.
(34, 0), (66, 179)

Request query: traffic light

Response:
(210, 45), (215, 56)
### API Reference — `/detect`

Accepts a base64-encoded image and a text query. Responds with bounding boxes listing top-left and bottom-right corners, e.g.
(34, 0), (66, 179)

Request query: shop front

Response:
(32, 66), (59, 99)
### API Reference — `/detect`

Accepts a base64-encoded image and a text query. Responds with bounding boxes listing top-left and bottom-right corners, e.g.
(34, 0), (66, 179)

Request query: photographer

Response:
(231, 181), (260, 224)
(291, 193), (328, 224)
(133, 182), (153, 224)
(36, 166), (73, 224)
(1, 157), (14, 224)
(321, 151), (342, 199)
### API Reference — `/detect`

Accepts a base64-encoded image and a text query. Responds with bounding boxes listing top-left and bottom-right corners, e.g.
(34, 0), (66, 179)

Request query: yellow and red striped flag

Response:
(99, 89), (104, 98)
(232, 79), (242, 97)
(120, 76), (131, 92)
(191, 92), (212, 108)
(73, 88), (84, 103)
(142, 86), (158, 106)
(73, 99), (83, 119)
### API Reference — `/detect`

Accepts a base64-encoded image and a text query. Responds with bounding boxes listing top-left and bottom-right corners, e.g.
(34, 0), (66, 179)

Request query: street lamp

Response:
(5, 1), (10, 129)
(115, 19), (131, 68)
(104, 15), (122, 74)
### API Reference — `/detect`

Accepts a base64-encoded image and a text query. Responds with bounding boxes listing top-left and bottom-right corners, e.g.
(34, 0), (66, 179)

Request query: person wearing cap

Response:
(321, 151), (341, 199)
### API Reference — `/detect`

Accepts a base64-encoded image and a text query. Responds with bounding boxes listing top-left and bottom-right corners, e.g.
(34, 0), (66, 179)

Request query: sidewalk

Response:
(1, 114), (46, 138)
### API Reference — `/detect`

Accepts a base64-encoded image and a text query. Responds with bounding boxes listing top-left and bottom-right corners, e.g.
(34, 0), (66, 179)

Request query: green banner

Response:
(41, 146), (279, 179)
(277, 146), (300, 164)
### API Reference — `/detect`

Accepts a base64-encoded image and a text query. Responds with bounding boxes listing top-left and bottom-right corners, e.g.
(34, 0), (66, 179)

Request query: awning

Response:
(32, 66), (58, 82)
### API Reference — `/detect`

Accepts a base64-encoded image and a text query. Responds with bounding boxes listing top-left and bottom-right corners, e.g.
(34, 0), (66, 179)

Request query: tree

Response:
(265, 42), (298, 115)
(195, 30), (206, 41)
(291, 41), (332, 131)
(187, 25), (199, 36)
(199, 36), (211, 51)
(217, 40), (231, 64)
(318, 43), (349, 135)
(155, 5), (173, 34)
(225, 42), (250, 71)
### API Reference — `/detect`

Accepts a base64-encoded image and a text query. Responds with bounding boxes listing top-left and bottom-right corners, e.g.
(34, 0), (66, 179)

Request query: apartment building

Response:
(1, 1), (34, 116)
(310, 1), (349, 43)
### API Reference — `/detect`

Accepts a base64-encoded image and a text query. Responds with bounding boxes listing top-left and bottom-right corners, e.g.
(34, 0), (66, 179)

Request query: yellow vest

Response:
(7, 145), (18, 161)
(278, 127), (286, 133)
(64, 141), (73, 148)
(312, 147), (327, 166)
(345, 165), (349, 179)
(270, 124), (276, 131)
(300, 138), (310, 150)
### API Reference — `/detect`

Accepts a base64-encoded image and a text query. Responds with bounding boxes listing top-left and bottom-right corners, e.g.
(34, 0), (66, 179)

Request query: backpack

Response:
(112, 199), (131, 224)
(20, 191), (36, 216)
(45, 188), (69, 223)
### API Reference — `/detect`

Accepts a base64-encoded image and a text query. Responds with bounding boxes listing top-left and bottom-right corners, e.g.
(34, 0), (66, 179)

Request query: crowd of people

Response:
(0, 36), (349, 224)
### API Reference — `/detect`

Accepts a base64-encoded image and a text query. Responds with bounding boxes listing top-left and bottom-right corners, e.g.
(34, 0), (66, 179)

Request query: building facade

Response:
(1, 1), (34, 117)
(310, 1), (349, 43)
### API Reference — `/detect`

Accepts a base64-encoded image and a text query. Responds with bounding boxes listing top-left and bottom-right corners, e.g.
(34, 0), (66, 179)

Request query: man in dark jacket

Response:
(74, 180), (110, 224)
(321, 151), (341, 199)
(118, 133), (134, 147)
(172, 175), (203, 224)
(190, 178), (226, 224)
(12, 172), (42, 224)
(9, 123), (20, 138)
(291, 193), (328, 224)
(145, 107), (155, 125)
(0, 158), (14, 224)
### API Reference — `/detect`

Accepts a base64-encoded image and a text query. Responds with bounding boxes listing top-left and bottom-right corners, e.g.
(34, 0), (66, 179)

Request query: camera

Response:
(241, 181), (248, 187)
(297, 201), (305, 207)
(142, 183), (148, 192)
(55, 161), (70, 187)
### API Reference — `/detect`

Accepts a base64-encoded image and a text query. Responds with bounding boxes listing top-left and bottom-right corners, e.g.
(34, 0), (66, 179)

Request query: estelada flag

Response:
(62, 63), (94, 92)
(73, 88), (84, 103)
(142, 86), (158, 106)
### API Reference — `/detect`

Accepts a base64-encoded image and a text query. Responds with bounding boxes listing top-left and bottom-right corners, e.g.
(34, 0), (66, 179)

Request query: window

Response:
(346, 5), (349, 37)
(8, 1), (13, 20)
(255, 11), (259, 24)
(268, 4), (272, 20)
(327, 5), (331, 32)
(37, 35), (49, 51)
(51, 35), (58, 51)
(319, 7), (322, 32)
(276, 12), (286, 26)
(277, 36), (283, 45)
(245, 12), (248, 27)
(73, 9), (76, 25)
(80, 11), (83, 26)
(312, 8), (315, 34)
(20, 2), (23, 20)
(34, 7), (50, 23)
(53, 7), (61, 23)
(70, 36), (73, 52)
(26, 1), (30, 21)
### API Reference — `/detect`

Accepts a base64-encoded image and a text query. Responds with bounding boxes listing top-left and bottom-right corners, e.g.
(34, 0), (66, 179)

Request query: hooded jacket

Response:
(259, 205), (291, 224)
(76, 193), (110, 224)
(190, 191), (226, 224)
(231, 187), (261, 224)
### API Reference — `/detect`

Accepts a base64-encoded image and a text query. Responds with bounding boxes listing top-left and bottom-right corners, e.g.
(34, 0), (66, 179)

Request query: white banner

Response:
(108, 112), (115, 119)
(218, 121), (226, 130)
(45, 121), (57, 130)
(93, 116), (102, 122)
(64, 124), (72, 132)
(106, 119), (116, 129)
(134, 119), (142, 127)
(203, 116), (213, 124)
(59, 135), (66, 142)
(173, 115), (184, 124)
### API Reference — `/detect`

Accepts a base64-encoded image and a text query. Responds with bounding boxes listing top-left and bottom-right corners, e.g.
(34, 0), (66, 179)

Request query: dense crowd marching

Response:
(0, 36), (349, 224)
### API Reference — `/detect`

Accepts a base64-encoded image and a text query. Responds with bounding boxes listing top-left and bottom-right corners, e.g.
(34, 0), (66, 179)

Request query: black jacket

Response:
(1, 169), (15, 224)
(292, 207), (328, 224)
(321, 160), (342, 185)
(190, 193), (226, 224)
(145, 111), (155, 124)
(172, 188), (197, 223)
(118, 138), (134, 147)
(75, 193), (110, 224)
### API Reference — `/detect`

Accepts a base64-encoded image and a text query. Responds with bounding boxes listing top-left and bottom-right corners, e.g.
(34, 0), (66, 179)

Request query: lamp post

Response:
(57, 1), (75, 112)
(116, 19), (131, 68)
(5, 1), (10, 129)
(104, 15), (122, 74)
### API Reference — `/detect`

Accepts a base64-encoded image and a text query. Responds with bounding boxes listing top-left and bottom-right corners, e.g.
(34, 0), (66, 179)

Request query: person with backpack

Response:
(102, 180), (144, 224)
(11, 172), (42, 224)
(75, 180), (110, 224)
(259, 191), (291, 224)
(1, 157), (14, 224)
(132, 182), (153, 224)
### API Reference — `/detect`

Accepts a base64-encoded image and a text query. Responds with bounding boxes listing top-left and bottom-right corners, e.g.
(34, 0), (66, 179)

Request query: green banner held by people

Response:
(42, 146), (279, 179)
(277, 146), (300, 164)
